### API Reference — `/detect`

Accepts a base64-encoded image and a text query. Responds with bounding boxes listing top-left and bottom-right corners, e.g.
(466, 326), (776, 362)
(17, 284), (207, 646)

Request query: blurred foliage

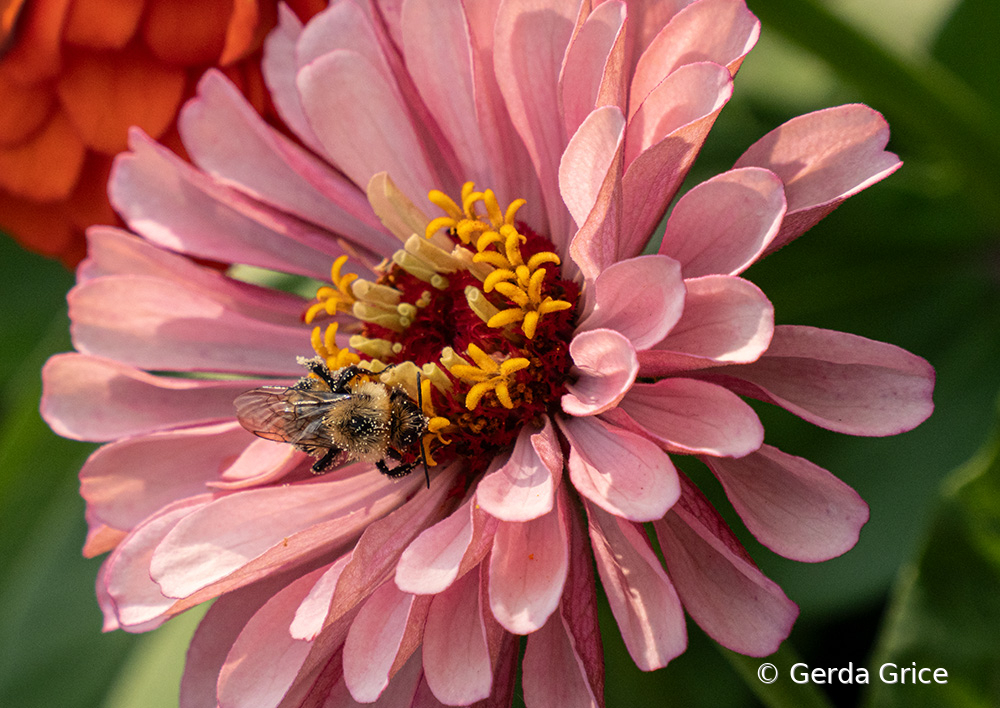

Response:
(864, 398), (1000, 708)
(0, 0), (998, 707)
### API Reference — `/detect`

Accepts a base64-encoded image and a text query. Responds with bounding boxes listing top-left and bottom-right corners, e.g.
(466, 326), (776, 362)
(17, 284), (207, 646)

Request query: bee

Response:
(234, 358), (429, 484)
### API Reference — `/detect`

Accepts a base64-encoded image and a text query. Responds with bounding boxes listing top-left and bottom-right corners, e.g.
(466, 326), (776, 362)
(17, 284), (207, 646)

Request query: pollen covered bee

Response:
(234, 358), (429, 483)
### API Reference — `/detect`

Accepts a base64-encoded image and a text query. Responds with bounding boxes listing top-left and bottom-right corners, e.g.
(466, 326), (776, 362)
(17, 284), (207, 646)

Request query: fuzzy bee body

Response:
(234, 359), (428, 479)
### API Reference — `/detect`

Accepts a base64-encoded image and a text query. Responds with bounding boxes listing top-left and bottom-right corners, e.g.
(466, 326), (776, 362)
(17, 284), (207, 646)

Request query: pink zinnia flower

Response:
(41, 0), (934, 705)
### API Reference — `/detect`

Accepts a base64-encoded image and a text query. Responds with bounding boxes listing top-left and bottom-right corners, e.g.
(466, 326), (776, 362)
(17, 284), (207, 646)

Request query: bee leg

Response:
(376, 458), (419, 478)
(416, 372), (430, 489)
(311, 448), (338, 474)
(302, 359), (346, 390)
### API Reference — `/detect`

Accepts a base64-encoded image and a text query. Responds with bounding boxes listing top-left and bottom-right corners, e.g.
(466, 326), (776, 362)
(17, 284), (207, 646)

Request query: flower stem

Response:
(719, 642), (837, 708)
(747, 0), (1000, 218)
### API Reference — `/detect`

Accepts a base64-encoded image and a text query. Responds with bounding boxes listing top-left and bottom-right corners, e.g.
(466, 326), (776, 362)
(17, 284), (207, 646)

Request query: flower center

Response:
(307, 183), (579, 475)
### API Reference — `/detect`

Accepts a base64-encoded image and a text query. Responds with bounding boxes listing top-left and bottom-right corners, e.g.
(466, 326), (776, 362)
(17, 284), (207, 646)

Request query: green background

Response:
(1, 0), (998, 706)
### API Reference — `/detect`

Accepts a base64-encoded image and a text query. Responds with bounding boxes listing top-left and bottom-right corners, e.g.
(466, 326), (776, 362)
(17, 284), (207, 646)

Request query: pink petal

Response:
(558, 415), (680, 521)
(488, 501), (568, 634)
(290, 555), (348, 641)
(562, 329), (638, 416)
(334, 649), (425, 708)
(705, 445), (870, 562)
(297, 50), (437, 203)
(422, 567), (492, 705)
(110, 131), (339, 279)
(41, 354), (267, 441)
(621, 62), (732, 257)
(734, 104), (902, 252)
(211, 438), (301, 490)
(659, 167), (785, 277)
(494, 0), (579, 247)
(150, 469), (420, 599)
(181, 572), (298, 708)
(639, 275), (773, 375)
(548, 484), (605, 702)
(85, 525), (126, 559)
(565, 119), (625, 282)
(617, 378), (764, 457)
(559, 106), (626, 230)
(295, 0), (388, 73)
(619, 0), (691, 75)
(344, 582), (428, 703)
(80, 422), (250, 531)
(79, 227), (310, 321)
(103, 496), (212, 631)
(586, 502), (686, 670)
(261, 5), (324, 154)
(654, 475), (798, 656)
(68, 275), (309, 375)
(217, 568), (323, 708)
(461, 0), (546, 231)
(295, 461), (462, 630)
(401, 0), (495, 187)
(395, 494), (498, 595)
(575, 254), (685, 350)
(179, 71), (395, 259)
(701, 325), (935, 436)
(630, 0), (758, 109)
(476, 419), (561, 522)
(560, 0), (627, 138)
(522, 610), (601, 708)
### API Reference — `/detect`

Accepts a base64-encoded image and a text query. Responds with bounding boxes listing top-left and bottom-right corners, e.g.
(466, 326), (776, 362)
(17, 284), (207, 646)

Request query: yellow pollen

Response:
(424, 182), (573, 339)
(305, 256), (357, 324)
(310, 323), (361, 369)
(449, 344), (530, 410)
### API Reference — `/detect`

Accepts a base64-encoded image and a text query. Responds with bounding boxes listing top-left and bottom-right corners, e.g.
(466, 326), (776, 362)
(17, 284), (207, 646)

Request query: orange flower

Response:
(0, 0), (323, 266)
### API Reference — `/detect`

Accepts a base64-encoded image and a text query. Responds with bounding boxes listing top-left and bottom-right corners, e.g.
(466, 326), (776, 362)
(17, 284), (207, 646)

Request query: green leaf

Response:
(863, 396), (1000, 708)
(933, 0), (1000, 113)
(745, 0), (1000, 222)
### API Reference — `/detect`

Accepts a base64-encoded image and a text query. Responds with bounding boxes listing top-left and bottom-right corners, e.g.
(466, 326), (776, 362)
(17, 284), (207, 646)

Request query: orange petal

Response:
(219, 0), (262, 65)
(0, 189), (77, 262)
(0, 71), (55, 146)
(0, 108), (85, 200)
(1, 0), (29, 52)
(56, 45), (186, 153)
(221, 56), (272, 116)
(67, 151), (116, 229)
(140, 0), (229, 66)
(64, 0), (145, 50)
(283, 0), (326, 21)
(0, 0), (71, 83)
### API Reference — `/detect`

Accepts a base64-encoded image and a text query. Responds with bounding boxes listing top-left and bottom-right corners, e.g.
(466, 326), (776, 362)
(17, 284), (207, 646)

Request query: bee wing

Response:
(234, 388), (299, 443)
(234, 386), (350, 447)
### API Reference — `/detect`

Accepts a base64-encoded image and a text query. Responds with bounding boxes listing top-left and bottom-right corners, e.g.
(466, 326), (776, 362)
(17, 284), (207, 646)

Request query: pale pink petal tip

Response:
(707, 445), (870, 562)
(656, 476), (798, 656)
(705, 325), (934, 436)
(562, 329), (639, 417)
(735, 104), (902, 252)
(559, 415), (680, 522)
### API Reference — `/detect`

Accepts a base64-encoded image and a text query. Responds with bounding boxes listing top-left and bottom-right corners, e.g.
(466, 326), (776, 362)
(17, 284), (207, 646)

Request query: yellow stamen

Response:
(425, 216), (457, 239)
(504, 198), (526, 225)
(527, 251), (560, 270)
(428, 190), (463, 220)
(483, 189), (504, 226)
(424, 182), (573, 339)
(493, 282), (529, 307)
(449, 344), (530, 410)
(487, 308), (527, 329)
(305, 256), (358, 323)
(311, 323), (361, 369)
